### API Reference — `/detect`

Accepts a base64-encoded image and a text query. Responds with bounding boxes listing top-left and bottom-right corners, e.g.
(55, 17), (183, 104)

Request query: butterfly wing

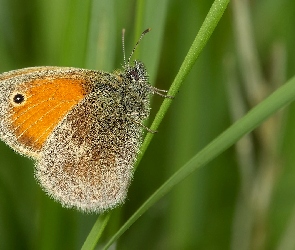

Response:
(0, 65), (150, 213)
(35, 81), (141, 213)
(0, 67), (92, 159)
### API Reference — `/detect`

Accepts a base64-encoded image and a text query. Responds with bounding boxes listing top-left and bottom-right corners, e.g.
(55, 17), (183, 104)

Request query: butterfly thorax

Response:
(92, 60), (151, 127)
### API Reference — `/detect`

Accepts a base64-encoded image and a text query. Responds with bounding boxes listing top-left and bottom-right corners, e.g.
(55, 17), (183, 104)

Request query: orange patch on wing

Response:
(10, 78), (90, 150)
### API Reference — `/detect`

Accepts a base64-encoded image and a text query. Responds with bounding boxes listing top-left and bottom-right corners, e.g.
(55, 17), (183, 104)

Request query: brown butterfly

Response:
(0, 29), (171, 213)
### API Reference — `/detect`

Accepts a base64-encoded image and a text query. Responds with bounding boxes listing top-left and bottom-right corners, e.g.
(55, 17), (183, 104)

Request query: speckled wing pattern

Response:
(0, 67), (90, 158)
(35, 67), (151, 213)
(0, 63), (152, 213)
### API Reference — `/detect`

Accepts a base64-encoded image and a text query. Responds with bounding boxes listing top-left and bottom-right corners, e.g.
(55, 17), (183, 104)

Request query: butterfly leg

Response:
(150, 86), (174, 99)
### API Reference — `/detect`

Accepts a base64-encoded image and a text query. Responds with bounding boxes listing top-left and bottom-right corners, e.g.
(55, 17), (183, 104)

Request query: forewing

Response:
(0, 67), (91, 158)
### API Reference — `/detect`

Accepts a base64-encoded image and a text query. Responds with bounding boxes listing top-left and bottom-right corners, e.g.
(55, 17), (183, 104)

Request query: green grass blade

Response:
(82, 0), (230, 248)
(81, 213), (111, 250)
(103, 74), (295, 249)
(59, 0), (92, 67)
(133, 0), (169, 82)
(136, 0), (230, 168)
(85, 0), (116, 71)
(133, 0), (145, 48)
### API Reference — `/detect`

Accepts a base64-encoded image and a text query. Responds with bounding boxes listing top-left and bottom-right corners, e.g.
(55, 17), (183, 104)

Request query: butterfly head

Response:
(125, 60), (148, 83)
(121, 28), (150, 81)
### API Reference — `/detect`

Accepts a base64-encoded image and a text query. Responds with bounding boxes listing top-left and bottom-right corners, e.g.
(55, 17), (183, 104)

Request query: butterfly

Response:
(0, 29), (171, 213)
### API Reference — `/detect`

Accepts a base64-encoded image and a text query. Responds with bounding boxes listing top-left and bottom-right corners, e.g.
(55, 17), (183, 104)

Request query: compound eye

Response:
(129, 69), (140, 81)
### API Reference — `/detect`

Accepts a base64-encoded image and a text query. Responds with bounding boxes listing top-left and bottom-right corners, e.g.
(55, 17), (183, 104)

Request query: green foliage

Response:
(1, 0), (295, 249)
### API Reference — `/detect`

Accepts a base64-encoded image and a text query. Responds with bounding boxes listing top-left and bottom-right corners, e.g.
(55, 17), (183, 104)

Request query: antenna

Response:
(122, 29), (127, 67)
(122, 28), (151, 66)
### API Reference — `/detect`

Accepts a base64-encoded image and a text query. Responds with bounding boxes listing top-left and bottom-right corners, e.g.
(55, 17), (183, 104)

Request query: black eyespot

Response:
(13, 93), (25, 104)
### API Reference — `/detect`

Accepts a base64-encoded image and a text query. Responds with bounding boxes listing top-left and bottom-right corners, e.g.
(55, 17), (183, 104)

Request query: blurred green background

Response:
(1, 0), (295, 249)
